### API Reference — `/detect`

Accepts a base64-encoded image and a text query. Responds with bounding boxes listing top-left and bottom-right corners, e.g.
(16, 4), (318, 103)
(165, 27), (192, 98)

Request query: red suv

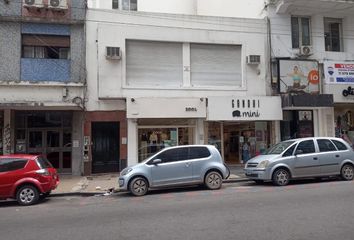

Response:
(0, 155), (59, 206)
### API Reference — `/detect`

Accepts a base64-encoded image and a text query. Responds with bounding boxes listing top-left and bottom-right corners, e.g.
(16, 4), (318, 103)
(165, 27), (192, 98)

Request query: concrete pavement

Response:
(51, 164), (249, 196)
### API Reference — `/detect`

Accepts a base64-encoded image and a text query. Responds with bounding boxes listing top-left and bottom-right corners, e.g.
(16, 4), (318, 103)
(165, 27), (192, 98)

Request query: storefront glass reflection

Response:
(335, 107), (354, 148)
(208, 121), (270, 164)
(138, 127), (194, 162)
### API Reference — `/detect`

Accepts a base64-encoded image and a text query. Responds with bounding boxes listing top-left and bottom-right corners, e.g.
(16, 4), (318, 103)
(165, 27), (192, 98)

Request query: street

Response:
(1, 180), (353, 240)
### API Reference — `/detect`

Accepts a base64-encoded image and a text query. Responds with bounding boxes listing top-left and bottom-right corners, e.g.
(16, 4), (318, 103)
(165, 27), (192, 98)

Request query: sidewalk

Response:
(51, 164), (248, 197)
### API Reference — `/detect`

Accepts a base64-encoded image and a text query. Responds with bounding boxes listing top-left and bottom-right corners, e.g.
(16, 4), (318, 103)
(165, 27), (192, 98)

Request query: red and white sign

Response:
(324, 61), (354, 84)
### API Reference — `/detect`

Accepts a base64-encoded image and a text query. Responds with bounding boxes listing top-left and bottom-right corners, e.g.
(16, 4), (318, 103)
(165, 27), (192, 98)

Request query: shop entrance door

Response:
(223, 130), (240, 164)
(92, 122), (120, 173)
(27, 129), (72, 173)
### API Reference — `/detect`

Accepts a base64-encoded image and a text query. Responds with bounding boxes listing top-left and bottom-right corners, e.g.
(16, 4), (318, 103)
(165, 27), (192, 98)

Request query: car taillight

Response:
(36, 169), (50, 176)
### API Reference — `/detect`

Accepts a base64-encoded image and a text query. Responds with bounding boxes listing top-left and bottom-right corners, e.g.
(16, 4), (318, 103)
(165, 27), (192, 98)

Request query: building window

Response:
(122, 0), (137, 11)
(22, 34), (70, 59)
(324, 18), (343, 52)
(112, 0), (119, 9)
(291, 16), (311, 48)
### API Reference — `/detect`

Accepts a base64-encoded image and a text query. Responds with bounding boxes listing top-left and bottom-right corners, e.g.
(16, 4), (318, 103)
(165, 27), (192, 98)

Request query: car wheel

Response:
(272, 168), (290, 186)
(16, 185), (39, 206)
(205, 171), (222, 190)
(129, 177), (148, 196)
(341, 164), (354, 181)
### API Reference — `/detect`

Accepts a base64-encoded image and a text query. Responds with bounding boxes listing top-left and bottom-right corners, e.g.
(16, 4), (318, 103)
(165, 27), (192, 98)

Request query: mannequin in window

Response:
(149, 132), (158, 152)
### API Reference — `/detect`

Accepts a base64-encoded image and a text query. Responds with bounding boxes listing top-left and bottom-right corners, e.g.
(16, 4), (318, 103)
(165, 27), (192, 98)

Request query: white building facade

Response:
(85, 1), (282, 169)
(267, 0), (354, 144)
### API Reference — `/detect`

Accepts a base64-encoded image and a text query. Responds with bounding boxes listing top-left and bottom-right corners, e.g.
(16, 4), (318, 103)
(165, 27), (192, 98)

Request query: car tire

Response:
(16, 185), (40, 206)
(205, 171), (222, 190)
(129, 177), (148, 196)
(341, 164), (354, 181)
(272, 168), (290, 186)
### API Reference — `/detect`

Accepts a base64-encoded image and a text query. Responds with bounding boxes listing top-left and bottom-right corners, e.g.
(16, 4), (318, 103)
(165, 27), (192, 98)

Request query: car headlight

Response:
(120, 168), (133, 176)
(257, 160), (269, 169)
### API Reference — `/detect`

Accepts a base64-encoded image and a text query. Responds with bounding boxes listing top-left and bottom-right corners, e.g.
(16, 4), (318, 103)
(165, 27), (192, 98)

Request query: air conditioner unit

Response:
(106, 47), (121, 60)
(246, 55), (261, 65)
(48, 0), (68, 10)
(23, 0), (44, 9)
(300, 45), (313, 56)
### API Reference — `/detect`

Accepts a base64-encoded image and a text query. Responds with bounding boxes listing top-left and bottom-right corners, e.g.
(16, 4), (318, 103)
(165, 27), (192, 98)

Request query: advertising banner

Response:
(279, 60), (319, 94)
(324, 61), (354, 84)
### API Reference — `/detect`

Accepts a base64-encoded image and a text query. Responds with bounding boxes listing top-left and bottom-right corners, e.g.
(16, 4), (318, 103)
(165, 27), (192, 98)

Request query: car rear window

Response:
(0, 158), (28, 173)
(331, 140), (348, 151)
(317, 139), (337, 152)
(36, 156), (53, 169)
(189, 147), (211, 159)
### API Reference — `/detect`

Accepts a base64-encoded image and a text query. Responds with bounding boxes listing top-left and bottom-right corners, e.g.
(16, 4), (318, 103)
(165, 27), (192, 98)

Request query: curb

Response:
(51, 178), (251, 197)
(50, 192), (107, 197)
(223, 178), (251, 183)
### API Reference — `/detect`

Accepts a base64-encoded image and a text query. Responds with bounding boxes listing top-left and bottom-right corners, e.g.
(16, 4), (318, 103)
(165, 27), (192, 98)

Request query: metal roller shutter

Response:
(190, 43), (242, 87)
(126, 40), (183, 87)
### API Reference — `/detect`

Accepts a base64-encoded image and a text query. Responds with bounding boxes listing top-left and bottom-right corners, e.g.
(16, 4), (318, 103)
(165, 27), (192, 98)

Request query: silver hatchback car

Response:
(119, 145), (230, 196)
(244, 137), (354, 186)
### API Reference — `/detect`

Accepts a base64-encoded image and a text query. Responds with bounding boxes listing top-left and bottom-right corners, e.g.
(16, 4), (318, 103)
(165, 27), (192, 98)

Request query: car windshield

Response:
(264, 141), (295, 155)
(36, 156), (53, 169)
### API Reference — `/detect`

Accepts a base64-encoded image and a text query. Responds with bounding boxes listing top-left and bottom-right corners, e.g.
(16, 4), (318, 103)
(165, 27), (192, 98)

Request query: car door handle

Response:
(335, 155), (340, 158)
(313, 157), (318, 160)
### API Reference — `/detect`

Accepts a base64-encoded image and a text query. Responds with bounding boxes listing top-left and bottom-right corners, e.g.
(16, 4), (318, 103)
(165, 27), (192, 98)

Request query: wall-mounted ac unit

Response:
(246, 55), (261, 65)
(23, 0), (44, 8)
(48, 0), (68, 10)
(106, 47), (121, 60)
(300, 45), (313, 56)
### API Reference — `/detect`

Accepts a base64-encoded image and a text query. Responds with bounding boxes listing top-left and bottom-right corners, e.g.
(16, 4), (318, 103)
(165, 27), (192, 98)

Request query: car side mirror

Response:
(152, 159), (162, 165)
(295, 149), (303, 156)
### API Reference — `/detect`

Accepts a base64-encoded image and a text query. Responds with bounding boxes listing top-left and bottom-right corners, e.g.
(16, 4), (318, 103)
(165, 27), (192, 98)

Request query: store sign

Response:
(207, 96), (282, 121)
(324, 61), (354, 84)
(127, 98), (206, 118)
(278, 60), (319, 94)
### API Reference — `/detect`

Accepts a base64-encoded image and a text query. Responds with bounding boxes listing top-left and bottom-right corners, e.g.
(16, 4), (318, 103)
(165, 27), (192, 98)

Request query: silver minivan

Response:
(244, 137), (354, 186)
(119, 145), (230, 196)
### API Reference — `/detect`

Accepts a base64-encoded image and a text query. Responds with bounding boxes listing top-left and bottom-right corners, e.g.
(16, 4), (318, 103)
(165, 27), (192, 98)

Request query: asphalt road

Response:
(1, 179), (354, 240)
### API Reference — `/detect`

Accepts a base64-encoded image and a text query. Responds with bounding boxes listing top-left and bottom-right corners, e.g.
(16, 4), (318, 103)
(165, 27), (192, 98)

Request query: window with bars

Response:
(22, 34), (70, 59)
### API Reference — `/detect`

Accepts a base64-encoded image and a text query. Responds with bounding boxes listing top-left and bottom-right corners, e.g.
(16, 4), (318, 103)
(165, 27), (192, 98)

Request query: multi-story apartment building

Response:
(267, 0), (354, 144)
(85, 0), (282, 173)
(3, 0), (353, 175)
(0, 0), (86, 175)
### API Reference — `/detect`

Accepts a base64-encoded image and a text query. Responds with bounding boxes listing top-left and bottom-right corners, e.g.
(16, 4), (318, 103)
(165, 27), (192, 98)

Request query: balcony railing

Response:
(21, 58), (70, 82)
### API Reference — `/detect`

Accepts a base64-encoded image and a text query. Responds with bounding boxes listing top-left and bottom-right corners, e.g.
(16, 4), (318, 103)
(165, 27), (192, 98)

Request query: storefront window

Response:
(207, 122), (222, 152)
(208, 121), (271, 165)
(138, 127), (194, 162)
(136, 118), (196, 162)
(335, 108), (354, 147)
